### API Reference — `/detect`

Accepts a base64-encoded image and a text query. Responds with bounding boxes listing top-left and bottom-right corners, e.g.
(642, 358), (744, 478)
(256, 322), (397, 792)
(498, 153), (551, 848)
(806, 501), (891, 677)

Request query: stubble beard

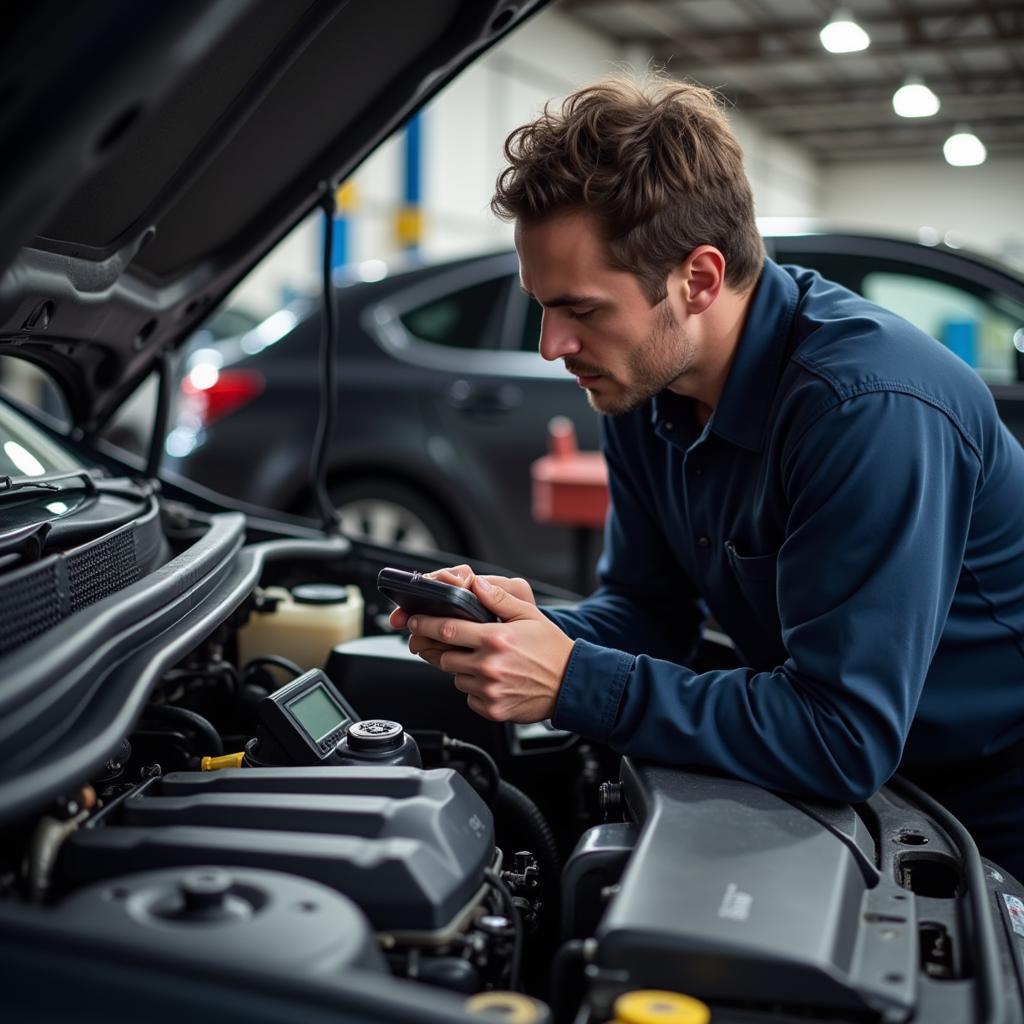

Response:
(579, 302), (696, 416)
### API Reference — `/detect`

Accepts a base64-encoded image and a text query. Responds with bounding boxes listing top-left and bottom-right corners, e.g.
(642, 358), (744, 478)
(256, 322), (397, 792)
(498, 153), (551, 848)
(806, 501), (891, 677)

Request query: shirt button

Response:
(664, 421), (674, 431)
(693, 465), (704, 477)
(697, 535), (711, 548)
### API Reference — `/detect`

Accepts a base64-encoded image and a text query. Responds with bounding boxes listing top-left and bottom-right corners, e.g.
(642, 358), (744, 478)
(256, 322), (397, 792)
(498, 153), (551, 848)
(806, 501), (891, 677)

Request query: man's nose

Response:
(538, 311), (582, 362)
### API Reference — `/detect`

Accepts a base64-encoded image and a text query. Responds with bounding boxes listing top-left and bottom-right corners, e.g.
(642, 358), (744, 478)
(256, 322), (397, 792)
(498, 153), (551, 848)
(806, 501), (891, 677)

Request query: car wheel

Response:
(329, 478), (465, 555)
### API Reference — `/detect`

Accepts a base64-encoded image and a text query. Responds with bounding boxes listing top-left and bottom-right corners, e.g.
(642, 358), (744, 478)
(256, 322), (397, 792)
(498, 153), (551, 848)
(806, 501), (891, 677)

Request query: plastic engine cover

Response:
(60, 766), (494, 933)
(56, 866), (386, 975)
(595, 761), (915, 1019)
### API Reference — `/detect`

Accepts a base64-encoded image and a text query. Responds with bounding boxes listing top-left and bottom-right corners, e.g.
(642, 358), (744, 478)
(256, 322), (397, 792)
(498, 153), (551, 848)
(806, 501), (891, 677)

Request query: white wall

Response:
(821, 156), (1024, 271)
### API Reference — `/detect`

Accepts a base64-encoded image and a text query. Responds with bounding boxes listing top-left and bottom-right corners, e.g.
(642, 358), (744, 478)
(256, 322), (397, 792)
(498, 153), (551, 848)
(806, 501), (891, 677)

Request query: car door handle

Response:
(447, 380), (523, 414)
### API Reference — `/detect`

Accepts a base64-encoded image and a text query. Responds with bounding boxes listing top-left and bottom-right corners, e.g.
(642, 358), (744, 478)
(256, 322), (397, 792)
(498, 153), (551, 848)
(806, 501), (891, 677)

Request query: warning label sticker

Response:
(1002, 894), (1024, 938)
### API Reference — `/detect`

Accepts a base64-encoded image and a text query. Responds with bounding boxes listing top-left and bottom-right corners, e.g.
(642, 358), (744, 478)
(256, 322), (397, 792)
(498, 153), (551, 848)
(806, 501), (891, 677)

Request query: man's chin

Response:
(587, 387), (643, 416)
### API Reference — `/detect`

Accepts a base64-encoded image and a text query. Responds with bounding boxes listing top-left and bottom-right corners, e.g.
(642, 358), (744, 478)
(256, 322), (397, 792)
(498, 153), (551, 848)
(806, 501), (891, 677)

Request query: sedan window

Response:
(862, 272), (1024, 385)
(399, 275), (511, 350)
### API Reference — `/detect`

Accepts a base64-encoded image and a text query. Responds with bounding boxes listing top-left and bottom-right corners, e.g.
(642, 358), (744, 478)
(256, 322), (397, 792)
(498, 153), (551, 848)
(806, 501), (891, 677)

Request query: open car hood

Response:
(0, 0), (544, 434)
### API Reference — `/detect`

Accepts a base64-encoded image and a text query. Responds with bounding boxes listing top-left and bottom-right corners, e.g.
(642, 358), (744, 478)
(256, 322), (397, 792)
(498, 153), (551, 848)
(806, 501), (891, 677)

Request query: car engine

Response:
(1, 495), (1024, 1024)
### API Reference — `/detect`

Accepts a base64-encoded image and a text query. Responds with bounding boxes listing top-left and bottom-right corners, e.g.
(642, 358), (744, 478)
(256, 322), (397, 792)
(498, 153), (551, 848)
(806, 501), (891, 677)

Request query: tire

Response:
(328, 477), (466, 555)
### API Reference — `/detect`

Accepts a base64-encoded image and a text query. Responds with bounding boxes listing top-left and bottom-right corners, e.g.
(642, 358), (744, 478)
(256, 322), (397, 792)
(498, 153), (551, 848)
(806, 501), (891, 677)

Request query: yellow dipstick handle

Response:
(613, 990), (711, 1024)
(201, 751), (245, 771)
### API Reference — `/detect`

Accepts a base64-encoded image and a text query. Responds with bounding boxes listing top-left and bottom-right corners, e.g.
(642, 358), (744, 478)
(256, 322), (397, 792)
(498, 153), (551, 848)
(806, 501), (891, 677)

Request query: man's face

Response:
(516, 211), (695, 415)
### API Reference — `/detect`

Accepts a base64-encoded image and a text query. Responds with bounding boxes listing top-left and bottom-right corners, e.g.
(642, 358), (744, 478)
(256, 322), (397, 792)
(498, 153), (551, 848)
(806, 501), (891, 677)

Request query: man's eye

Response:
(569, 308), (595, 321)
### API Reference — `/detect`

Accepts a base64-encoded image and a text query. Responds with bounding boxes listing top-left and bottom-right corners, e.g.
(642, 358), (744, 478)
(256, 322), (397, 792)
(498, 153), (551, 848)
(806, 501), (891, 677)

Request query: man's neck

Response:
(668, 285), (755, 413)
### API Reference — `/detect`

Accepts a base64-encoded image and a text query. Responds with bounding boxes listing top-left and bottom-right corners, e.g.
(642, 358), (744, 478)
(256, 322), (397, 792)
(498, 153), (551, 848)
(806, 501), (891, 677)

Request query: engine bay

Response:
(2, 493), (1024, 1024)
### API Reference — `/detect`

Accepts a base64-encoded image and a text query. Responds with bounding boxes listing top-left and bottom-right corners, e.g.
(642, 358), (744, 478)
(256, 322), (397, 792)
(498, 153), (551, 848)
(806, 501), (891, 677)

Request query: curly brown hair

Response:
(492, 74), (764, 303)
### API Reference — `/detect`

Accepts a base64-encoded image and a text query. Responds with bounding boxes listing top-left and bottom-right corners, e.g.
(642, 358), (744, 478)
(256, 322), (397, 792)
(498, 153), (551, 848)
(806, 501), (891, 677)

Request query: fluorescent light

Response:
(820, 10), (870, 53)
(943, 130), (987, 167)
(893, 80), (940, 118)
(188, 364), (220, 391)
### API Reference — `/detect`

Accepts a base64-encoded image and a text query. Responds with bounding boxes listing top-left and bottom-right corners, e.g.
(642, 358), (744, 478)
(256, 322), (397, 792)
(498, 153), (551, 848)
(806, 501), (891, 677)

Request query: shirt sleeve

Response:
(551, 391), (982, 802)
(542, 412), (705, 666)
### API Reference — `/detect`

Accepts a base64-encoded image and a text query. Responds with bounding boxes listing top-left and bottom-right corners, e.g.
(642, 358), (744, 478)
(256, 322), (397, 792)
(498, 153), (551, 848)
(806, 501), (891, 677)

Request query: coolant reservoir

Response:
(237, 583), (364, 672)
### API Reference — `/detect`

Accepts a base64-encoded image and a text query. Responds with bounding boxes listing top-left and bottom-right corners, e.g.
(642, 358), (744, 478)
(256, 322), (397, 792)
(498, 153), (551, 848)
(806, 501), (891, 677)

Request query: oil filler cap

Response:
(613, 990), (711, 1024)
(347, 719), (404, 752)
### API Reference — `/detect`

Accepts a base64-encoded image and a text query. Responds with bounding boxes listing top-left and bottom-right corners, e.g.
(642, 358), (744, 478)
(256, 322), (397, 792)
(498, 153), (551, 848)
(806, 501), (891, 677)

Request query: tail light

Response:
(180, 368), (265, 428)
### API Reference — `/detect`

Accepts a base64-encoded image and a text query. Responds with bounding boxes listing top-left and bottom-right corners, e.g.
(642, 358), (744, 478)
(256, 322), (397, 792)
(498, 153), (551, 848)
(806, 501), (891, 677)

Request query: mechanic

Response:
(393, 75), (1024, 877)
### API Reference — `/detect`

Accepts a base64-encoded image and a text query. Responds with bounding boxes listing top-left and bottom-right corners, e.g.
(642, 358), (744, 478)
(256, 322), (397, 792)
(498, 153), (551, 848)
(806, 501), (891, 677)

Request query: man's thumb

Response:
(472, 576), (533, 621)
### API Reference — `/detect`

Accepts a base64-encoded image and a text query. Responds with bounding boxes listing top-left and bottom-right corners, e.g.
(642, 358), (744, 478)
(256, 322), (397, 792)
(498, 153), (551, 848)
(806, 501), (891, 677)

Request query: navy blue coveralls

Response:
(545, 259), (1024, 878)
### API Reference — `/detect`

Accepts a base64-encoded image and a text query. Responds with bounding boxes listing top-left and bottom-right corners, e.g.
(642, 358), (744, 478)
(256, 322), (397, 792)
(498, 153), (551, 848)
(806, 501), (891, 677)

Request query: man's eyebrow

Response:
(520, 287), (603, 309)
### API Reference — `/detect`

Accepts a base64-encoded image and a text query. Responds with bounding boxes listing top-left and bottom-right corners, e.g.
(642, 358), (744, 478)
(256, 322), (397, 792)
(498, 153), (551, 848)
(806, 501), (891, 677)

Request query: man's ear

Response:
(678, 245), (725, 314)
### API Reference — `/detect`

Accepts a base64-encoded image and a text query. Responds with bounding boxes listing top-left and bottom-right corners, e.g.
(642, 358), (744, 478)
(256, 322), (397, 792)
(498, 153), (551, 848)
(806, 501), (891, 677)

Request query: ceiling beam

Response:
(657, 31), (1024, 70)
(772, 116), (1024, 140)
(716, 76), (1024, 110)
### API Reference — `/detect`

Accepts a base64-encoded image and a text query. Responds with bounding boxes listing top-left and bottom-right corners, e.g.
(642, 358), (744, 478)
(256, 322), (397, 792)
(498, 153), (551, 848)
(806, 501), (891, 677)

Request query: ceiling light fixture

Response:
(943, 129), (987, 167)
(892, 78), (940, 118)
(820, 10), (871, 53)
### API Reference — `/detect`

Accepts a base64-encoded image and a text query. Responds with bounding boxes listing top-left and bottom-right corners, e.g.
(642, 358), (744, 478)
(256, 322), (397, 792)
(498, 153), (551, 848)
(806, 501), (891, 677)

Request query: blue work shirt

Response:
(545, 258), (1024, 805)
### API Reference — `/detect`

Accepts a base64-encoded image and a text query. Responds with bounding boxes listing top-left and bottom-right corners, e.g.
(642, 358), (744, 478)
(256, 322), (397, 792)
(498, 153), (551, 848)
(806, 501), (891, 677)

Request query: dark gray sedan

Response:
(166, 234), (1024, 591)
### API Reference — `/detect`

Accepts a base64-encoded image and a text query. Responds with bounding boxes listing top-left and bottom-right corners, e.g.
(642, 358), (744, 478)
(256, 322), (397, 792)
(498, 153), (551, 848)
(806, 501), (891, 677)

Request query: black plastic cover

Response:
(61, 766), (494, 933)
(57, 865), (385, 975)
(595, 761), (917, 1019)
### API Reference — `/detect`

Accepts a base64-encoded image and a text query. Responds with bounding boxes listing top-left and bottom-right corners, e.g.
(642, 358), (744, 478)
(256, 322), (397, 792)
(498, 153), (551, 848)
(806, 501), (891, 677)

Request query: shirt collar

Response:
(709, 258), (799, 452)
(651, 259), (799, 454)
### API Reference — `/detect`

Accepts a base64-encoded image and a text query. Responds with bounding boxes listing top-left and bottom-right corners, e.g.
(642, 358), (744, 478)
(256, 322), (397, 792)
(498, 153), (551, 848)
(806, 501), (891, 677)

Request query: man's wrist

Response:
(551, 639), (633, 742)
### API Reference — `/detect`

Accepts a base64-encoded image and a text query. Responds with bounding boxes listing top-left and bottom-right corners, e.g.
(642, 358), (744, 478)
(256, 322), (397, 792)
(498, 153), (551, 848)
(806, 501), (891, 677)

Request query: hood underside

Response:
(0, 0), (543, 432)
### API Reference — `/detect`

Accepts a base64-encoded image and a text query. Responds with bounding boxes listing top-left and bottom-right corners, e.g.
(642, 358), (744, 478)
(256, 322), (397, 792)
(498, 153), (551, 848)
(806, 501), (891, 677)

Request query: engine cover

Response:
(60, 766), (494, 934)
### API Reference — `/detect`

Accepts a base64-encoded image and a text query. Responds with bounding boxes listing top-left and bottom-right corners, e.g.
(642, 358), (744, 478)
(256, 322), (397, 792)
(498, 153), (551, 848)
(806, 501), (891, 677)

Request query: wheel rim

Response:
(336, 498), (440, 553)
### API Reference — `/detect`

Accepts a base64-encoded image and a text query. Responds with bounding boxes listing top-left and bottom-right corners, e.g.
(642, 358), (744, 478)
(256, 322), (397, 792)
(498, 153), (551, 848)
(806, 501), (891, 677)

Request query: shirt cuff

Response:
(551, 639), (633, 742)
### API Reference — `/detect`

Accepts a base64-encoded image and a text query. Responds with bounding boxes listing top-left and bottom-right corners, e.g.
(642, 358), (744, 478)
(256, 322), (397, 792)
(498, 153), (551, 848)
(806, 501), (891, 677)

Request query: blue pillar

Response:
(396, 112), (423, 253)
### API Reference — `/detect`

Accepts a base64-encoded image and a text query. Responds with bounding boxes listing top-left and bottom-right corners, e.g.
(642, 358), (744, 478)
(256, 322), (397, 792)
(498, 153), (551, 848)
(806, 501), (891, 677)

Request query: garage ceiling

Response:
(560, 0), (1024, 161)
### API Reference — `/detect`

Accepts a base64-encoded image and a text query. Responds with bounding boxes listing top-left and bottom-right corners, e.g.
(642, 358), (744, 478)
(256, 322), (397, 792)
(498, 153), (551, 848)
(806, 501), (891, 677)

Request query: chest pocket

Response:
(725, 542), (781, 633)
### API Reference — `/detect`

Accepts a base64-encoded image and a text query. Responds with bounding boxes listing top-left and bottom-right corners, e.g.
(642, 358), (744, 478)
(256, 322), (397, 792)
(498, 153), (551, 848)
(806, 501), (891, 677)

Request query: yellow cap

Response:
(613, 990), (711, 1024)
(463, 991), (548, 1023)
(200, 752), (245, 771)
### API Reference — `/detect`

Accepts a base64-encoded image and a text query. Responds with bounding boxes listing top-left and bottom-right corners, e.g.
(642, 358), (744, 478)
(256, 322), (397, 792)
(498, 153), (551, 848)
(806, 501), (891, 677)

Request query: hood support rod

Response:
(310, 186), (342, 533)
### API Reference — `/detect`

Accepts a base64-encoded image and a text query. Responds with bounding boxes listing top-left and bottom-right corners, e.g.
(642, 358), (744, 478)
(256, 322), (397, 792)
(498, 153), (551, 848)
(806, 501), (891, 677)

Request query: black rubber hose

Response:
(142, 705), (223, 757)
(497, 779), (562, 900)
(887, 773), (1006, 1024)
(549, 939), (587, 1023)
(242, 654), (305, 680)
(446, 737), (500, 807)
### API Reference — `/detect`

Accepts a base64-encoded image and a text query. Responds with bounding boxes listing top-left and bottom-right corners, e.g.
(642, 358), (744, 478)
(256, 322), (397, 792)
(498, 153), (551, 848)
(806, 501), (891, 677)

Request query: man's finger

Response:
(424, 564), (474, 589)
(407, 613), (479, 648)
(389, 607), (410, 630)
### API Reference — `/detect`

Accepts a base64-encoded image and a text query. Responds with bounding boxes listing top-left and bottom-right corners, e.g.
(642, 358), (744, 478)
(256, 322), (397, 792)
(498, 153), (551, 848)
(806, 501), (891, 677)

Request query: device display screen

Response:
(287, 684), (347, 741)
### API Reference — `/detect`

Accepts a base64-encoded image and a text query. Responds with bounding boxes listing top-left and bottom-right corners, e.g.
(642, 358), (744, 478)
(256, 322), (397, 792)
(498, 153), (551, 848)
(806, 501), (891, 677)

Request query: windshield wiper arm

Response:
(0, 470), (99, 498)
(1, 476), (60, 494)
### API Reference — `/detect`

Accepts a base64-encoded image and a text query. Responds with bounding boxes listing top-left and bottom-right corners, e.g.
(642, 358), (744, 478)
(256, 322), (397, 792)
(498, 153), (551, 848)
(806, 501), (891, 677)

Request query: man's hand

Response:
(400, 571), (572, 723)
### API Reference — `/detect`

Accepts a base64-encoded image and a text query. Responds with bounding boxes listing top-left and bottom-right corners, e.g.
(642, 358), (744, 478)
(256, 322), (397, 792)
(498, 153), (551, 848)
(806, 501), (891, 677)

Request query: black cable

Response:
(497, 778), (562, 887)
(241, 654), (305, 680)
(446, 737), (500, 807)
(310, 187), (342, 532)
(549, 939), (587, 1023)
(484, 868), (523, 992)
(145, 347), (173, 479)
(141, 705), (223, 757)
(886, 774), (1006, 1024)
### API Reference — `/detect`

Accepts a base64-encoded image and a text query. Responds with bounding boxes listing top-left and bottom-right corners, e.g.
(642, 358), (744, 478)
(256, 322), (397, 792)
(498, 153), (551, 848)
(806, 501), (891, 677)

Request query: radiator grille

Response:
(66, 527), (140, 612)
(0, 560), (63, 655)
(0, 524), (141, 656)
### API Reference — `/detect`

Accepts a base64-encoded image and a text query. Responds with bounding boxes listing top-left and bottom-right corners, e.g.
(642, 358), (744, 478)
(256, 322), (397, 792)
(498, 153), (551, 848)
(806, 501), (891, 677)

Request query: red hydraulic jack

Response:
(530, 417), (609, 594)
